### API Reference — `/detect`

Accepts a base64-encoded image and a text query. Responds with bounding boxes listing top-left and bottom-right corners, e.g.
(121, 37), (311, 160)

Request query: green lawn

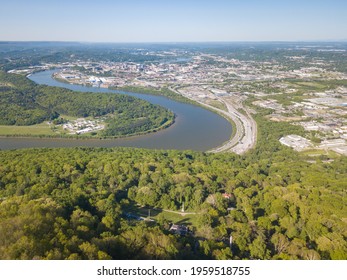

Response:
(0, 122), (55, 136)
(0, 115), (102, 137)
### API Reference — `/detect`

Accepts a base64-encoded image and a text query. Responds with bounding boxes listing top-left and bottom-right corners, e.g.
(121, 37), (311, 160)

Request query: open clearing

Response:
(0, 123), (54, 136)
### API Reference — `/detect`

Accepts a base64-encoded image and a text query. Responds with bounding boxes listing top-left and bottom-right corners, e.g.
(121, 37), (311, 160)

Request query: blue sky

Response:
(1, 0), (346, 42)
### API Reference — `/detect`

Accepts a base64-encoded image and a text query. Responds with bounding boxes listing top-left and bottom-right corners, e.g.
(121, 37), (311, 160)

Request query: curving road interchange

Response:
(173, 87), (257, 154)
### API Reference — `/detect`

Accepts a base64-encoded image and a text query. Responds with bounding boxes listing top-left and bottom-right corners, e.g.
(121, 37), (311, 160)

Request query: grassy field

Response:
(287, 79), (347, 92)
(0, 122), (55, 136)
(0, 114), (81, 136)
(302, 149), (341, 158)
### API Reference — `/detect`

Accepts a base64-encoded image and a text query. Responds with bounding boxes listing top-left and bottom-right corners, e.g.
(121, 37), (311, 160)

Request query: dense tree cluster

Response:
(0, 130), (346, 260)
(0, 71), (50, 125)
(0, 71), (174, 135)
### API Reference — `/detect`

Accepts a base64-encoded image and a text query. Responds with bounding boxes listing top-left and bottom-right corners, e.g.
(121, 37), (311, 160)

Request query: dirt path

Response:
(162, 209), (197, 216)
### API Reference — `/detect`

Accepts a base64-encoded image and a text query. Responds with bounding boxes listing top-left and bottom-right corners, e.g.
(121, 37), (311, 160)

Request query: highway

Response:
(172, 87), (257, 154)
(204, 96), (257, 154)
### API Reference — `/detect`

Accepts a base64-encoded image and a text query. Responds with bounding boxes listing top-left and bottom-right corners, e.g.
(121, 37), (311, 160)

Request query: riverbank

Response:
(170, 87), (257, 154)
(110, 85), (198, 106)
(214, 96), (257, 154)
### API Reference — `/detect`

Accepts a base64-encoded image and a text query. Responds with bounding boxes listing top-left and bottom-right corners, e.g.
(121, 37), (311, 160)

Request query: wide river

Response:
(0, 70), (232, 151)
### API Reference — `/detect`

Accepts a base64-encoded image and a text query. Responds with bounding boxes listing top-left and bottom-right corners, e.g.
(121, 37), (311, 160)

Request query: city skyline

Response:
(1, 0), (347, 42)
